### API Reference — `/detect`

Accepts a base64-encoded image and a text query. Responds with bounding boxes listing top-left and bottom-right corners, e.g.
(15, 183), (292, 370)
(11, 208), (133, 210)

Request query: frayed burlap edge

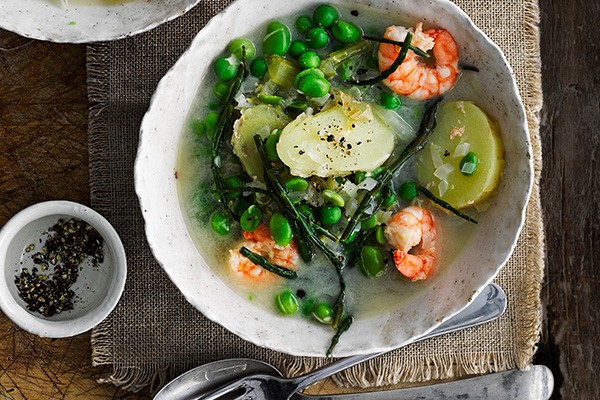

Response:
(87, 0), (545, 392)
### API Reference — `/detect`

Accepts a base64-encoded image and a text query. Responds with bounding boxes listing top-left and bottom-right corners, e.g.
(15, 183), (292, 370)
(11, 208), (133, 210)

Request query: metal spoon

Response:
(295, 365), (554, 400)
(154, 283), (506, 400)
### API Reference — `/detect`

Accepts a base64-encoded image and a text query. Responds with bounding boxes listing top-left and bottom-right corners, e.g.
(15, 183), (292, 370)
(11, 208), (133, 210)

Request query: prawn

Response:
(384, 205), (437, 281)
(228, 223), (298, 281)
(378, 23), (460, 100)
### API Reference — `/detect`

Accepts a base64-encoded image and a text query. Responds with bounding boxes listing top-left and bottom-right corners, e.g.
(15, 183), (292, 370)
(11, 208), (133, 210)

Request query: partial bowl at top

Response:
(0, 201), (127, 338)
(135, 0), (533, 356)
(0, 0), (200, 43)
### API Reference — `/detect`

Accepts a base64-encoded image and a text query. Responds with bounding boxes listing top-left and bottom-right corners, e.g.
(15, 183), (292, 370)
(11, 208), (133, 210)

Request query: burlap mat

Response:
(88, 0), (544, 393)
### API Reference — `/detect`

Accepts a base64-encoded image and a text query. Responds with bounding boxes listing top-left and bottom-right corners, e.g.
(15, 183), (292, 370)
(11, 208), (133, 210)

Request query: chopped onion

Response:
(460, 162), (477, 175)
(438, 179), (449, 197)
(373, 106), (416, 146)
(430, 143), (443, 168)
(434, 162), (454, 180)
(357, 177), (378, 191)
(234, 92), (251, 108)
(453, 142), (471, 158)
(341, 180), (359, 199)
(345, 197), (358, 217)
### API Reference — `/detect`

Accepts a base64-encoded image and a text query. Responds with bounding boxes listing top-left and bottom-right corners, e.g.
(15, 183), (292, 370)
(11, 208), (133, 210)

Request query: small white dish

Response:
(0, 201), (127, 338)
(0, 0), (200, 43)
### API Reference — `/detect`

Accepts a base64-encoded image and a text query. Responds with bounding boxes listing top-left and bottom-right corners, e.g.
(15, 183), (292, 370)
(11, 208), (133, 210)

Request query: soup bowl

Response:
(0, 0), (200, 43)
(135, 0), (533, 356)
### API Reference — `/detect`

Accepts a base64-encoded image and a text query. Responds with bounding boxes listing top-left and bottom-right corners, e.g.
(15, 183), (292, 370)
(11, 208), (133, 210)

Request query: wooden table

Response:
(0, 1), (598, 398)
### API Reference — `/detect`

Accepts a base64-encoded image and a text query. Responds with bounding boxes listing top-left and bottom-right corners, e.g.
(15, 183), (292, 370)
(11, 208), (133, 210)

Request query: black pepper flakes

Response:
(14, 218), (104, 317)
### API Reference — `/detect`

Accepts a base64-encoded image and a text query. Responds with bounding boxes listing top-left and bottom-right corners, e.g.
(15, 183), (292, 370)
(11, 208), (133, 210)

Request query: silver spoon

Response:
(295, 365), (554, 400)
(155, 283), (506, 400)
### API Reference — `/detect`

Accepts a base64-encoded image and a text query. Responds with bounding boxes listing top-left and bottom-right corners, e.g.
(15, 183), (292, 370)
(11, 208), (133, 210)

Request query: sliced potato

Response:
(231, 104), (291, 179)
(277, 94), (395, 177)
(415, 101), (503, 208)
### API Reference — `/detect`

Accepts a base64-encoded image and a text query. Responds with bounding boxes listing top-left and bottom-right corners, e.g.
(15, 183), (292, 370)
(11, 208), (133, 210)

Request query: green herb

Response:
(239, 247), (298, 279)
(348, 32), (413, 86)
(418, 185), (478, 224)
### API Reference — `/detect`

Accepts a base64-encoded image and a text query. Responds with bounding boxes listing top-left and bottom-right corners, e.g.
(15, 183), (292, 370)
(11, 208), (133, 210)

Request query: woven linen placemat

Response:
(88, 0), (544, 393)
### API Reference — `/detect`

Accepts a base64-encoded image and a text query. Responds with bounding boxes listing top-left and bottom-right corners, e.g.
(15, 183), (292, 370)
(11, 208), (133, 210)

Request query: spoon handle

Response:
(290, 283), (506, 392)
(294, 365), (553, 400)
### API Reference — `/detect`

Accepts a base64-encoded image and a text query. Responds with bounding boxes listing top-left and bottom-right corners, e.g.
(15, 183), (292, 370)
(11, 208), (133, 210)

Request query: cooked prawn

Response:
(384, 206), (437, 281)
(228, 223), (298, 281)
(378, 23), (460, 100)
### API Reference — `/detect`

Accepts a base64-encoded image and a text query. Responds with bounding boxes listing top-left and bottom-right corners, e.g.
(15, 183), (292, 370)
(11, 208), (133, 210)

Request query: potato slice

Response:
(415, 101), (503, 208)
(231, 104), (291, 179)
(277, 95), (395, 177)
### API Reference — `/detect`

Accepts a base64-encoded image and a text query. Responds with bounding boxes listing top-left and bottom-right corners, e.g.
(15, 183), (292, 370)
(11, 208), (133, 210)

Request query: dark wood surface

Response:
(0, 0), (598, 398)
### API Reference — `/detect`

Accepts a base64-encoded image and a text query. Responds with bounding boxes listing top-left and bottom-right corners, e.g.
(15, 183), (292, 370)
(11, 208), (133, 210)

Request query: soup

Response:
(176, 3), (502, 354)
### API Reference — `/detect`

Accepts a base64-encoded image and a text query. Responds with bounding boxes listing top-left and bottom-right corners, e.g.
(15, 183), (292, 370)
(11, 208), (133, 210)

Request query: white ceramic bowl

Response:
(0, 201), (127, 337)
(0, 0), (200, 43)
(135, 0), (533, 356)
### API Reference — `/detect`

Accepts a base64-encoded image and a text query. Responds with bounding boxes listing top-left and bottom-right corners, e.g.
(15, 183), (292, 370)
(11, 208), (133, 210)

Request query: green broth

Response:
(176, 4), (480, 320)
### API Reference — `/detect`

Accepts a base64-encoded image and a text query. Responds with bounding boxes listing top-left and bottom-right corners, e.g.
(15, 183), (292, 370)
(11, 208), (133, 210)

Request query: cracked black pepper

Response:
(14, 218), (104, 317)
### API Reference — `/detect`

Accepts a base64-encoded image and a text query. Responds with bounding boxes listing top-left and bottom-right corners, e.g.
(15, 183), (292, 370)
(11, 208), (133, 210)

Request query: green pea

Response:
(375, 225), (387, 245)
(305, 27), (329, 49)
(263, 21), (291, 56)
(297, 203), (314, 219)
(322, 189), (345, 207)
(331, 20), (362, 44)
(223, 176), (243, 200)
(318, 205), (342, 226)
(257, 92), (284, 105)
(353, 171), (366, 184)
(298, 51), (321, 69)
(398, 181), (418, 201)
(312, 4), (339, 28)
(190, 118), (205, 136)
(296, 74), (330, 98)
(460, 151), (479, 176)
(382, 190), (397, 209)
(312, 303), (334, 324)
(250, 57), (268, 78)
(361, 214), (378, 230)
(265, 130), (282, 161)
(285, 177), (309, 191)
(289, 40), (308, 58)
(380, 92), (401, 110)
(240, 205), (262, 232)
(295, 15), (313, 33)
(275, 290), (299, 315)
(213, 56), (239, 81)
(301, 296), (315, 316)
(213, 81), (229, 102)
(294, 67), (325, 87)
(227, 37), (256, 59)
(210, 211), (231, 235)
(269, 212), (293, 246)
(204, 112), (219, 138)
(360, 245), (386, 278)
